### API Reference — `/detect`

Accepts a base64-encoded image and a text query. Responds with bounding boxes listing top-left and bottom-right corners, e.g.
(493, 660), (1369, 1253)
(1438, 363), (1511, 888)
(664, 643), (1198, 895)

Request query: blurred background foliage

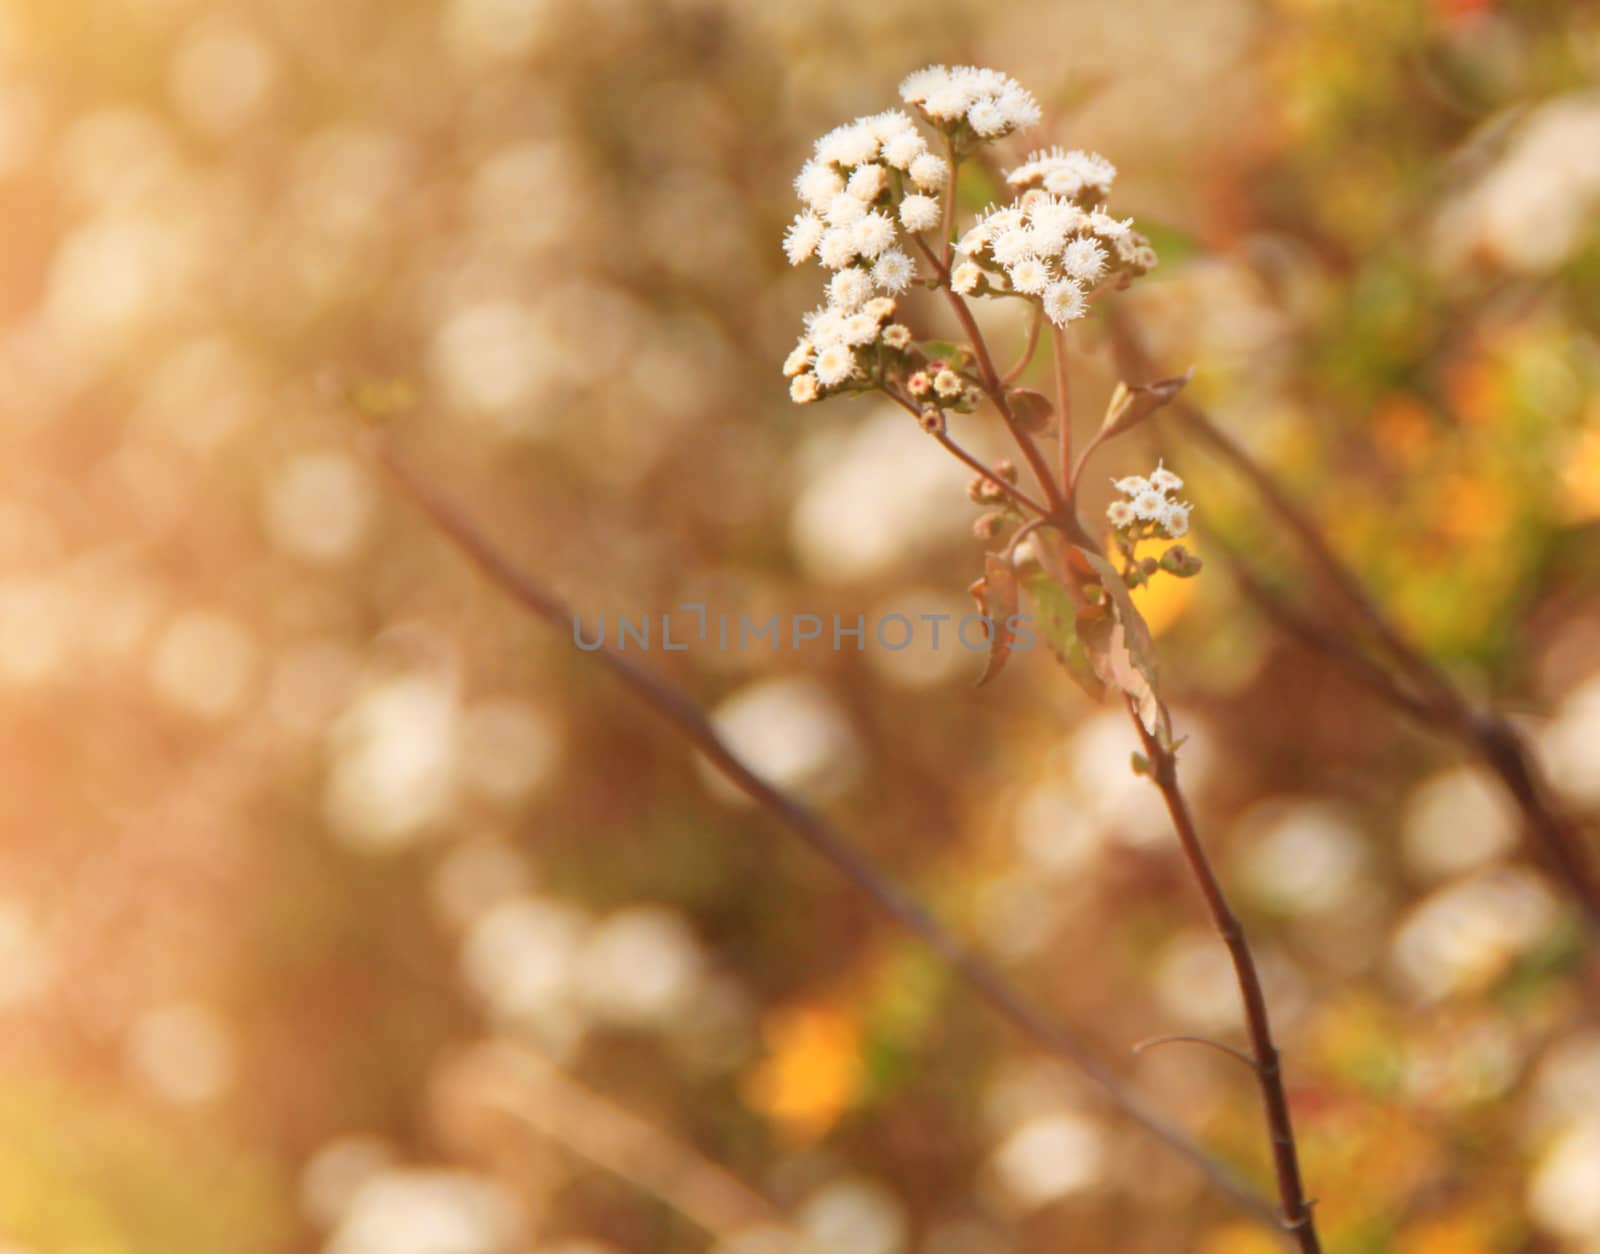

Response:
(1, 0), (1599, 1250)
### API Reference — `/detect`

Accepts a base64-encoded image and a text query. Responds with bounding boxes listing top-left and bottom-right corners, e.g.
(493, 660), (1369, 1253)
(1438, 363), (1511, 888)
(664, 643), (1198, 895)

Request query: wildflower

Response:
(825, 192), (866, 229)
(828, 267), (872, 311)
(815, 122), (878, 168)
(1061, 238), (1107, 284)
(871, 249), (913, 293)
(1088, 210), (1133, 244)
(847, 164), (887, 201)
(805, 305), (846, 347)
(1107, 499), (1136, 528)
(1042, 279), (1086, 326)
(1008, 257), (1049, 294)
(853, 211), (897, 258)
(900, 65), (1040, 140)
(899, 193), (941, 232)
(882, 130), (926, 170)
(866, 109), (917, 141)
(991, 229), (1033, 267)
(813, 344), (858, 388)
(790, 373), (820, 404)
(1006, 148), (1117, 200)
(818, 228), (858, 270)
(865, 296), (896, 322)
(949, 263), (981, 296)
(882, 323), (912, 350)
(1159, 500), (1191, 538)
(783, 339), (813, 378)
(1131, 488), (1166, 520)
(1111, 475), (1151, 496)
(968, 99), (1008, 137)
(1149, 461), (1183, 493)
(908, 152), (949, 191)
(783, 212), (825, 266)
(955, 223), (991, 255)
(933, 368), (963, 398)
(907, 371), (931, 397)
(840, 312), (878, 347)
(795, 161), (844, 211)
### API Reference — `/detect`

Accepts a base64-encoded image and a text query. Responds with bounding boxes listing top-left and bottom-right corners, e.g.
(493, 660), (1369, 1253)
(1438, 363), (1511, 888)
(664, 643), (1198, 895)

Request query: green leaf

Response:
(1022, 571), (1103, 701)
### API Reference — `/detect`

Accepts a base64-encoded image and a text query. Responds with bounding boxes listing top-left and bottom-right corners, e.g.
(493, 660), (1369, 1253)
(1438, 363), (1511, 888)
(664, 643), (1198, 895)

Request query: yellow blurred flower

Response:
(743, 1004), (862, 1143)
(1560, 418), (1600, 523)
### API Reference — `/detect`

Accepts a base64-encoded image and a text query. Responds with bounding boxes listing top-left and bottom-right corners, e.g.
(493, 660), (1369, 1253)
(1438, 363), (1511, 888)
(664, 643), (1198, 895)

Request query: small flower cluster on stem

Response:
(778, 65), (1324, 1254)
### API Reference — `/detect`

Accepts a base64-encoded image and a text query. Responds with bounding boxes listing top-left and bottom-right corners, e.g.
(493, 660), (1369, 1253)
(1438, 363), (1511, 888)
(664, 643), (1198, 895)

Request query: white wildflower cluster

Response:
(1107, 461), (1190, 538)
(1005, 147), (1117, 202)
(784, 108), (950, 403)
(954, 158), (1156, 328)
(899, 65), (1041, 139)
(783, 295), (912, 404)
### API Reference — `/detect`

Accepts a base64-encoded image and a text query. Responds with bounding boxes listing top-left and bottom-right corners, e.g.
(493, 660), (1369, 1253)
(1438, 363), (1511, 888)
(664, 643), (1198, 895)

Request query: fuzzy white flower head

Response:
(1061, 237), (1108, 284)
(933, 368), (964, 398)
(1131, 488), (1166, 520)
(899, 193), (941, 233)
(1149, 461), (1183, 493)
(783, 339), (813, 378)
(991, 227), (1034, 268)
(841, 311), (879, 347)
(1008, 257), (1050, 294)
(1043, 279), (1087, 327)
(795, 161), (844, 211)
(805, 305), (847, 348)
(950, 261), (983, 294)
(908, 152), (949, 192)
(882, 323), (911, 350)
(1088, 210), (1133, 244)
(828, 267), (872, 311)
(882, 130), (926, 170)
(847, 163), (887, 202)
(968, 99), (1008, 138)
(817, 228), (858, 270)
(866, 109), (917, 141)
(790, 373), (819, 404)
(825, 192), (866, 229)
(853, 210), (897, 259)
(1111, 475), (1151, 496)
(871, 249), (914, 293)
(1007, 148), (1117, 200)
(955, 222), (992, 255)
(1159, 500), (1191, 538)
(813, 343), (858, 388)
(900, 65), (1039, 139)
(865, 296), (896, 322)
(1107, 499), (1137, 528)
(815, 122), (879, 168)
(783, 212), (825, 266)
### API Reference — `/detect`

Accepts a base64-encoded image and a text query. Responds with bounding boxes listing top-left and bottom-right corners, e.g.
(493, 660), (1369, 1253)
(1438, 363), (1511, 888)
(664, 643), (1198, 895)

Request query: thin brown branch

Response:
(1220, 546), (1444, 725)
(1130, 701), (1322, 1253)
(1004, 306), (1043, 385)
(368, 430), (1282, 1231)
(881, 387), (1050, 518)
(1133, 1034), (1261, 1074)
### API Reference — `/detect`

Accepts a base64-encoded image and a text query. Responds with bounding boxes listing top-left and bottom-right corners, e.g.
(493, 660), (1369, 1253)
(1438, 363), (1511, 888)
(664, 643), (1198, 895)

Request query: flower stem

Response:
(1129, 702), (1322, 1253)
